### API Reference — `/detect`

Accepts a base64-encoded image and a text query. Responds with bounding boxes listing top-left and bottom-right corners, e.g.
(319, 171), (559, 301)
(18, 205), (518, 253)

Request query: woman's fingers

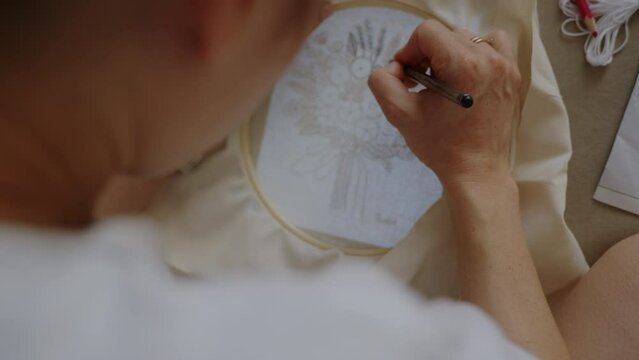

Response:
(396, 20), (517, 71)
(454, 28), (517, 62)
(452, 27), (478, 45)
(486, 31), (517, 61)
(394, 20), (461, 69)
(368, 61), (420, 127)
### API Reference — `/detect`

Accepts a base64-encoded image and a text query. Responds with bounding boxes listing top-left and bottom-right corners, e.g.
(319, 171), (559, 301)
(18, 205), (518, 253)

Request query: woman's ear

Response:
(187, 0), (254, 59)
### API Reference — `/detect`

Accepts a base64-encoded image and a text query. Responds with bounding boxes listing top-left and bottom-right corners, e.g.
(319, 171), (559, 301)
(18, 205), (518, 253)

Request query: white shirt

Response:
(0, 217), (534, 360)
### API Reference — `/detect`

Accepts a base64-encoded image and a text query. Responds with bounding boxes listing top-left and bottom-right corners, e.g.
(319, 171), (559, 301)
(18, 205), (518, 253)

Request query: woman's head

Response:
(1, 0), (332, 177)
(128, 0), (333, 176)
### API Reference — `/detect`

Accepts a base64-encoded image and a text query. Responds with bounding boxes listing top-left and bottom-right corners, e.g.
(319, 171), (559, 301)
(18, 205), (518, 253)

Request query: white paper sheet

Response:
(594, 73), (639, 216)
(256, 7), (442, 248)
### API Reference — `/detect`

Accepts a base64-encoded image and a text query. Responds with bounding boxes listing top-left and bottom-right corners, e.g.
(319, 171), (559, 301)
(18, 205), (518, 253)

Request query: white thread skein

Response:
(559, 0), (639, 66)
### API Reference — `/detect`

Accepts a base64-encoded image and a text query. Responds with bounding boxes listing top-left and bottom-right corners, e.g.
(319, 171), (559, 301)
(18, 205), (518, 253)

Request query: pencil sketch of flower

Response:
(283, 19), (414, 219)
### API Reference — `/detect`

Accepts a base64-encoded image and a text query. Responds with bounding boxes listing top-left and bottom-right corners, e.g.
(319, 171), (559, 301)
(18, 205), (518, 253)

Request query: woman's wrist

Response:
(442, 172), (520, 237)
(442, 169), (518, 203)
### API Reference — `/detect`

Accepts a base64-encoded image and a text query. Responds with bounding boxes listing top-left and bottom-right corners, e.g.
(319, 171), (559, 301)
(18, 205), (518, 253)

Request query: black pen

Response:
(404, 66), (474, 109)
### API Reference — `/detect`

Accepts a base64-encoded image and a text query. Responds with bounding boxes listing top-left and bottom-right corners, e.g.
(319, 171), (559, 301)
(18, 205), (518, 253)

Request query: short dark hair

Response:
(0, 2), (69, 62)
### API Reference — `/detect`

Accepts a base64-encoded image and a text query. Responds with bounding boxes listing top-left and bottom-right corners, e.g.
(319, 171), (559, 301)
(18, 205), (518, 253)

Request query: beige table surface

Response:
(537, 1), (639, 264)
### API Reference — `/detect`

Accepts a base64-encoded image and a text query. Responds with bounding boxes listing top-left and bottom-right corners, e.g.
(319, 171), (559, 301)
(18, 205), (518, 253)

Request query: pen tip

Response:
(592, 31), (598, 38)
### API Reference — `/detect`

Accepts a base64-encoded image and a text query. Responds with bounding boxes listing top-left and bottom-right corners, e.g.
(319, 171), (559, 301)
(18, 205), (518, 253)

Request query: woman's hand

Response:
(368, 21), (571, 359)
(368, 20), (522, 188)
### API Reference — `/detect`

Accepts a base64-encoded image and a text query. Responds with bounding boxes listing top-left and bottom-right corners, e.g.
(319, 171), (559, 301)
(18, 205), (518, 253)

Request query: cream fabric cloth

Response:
(152, 0), (589, 297)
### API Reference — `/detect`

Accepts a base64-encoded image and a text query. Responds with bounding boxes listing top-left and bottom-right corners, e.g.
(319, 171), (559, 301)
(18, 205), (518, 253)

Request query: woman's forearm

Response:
(446, 176), (570, 359)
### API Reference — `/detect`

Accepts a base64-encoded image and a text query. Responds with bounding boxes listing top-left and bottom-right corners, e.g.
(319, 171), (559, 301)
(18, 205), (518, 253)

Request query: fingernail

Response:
(320, 2), (335, 21)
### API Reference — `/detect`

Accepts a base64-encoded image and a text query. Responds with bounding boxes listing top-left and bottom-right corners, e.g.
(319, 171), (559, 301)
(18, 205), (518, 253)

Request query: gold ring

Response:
(470, 36), (493, 46)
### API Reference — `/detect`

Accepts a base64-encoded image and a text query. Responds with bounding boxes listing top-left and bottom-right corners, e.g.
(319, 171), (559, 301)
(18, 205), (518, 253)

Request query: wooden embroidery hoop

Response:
(238, 0), (437, 256)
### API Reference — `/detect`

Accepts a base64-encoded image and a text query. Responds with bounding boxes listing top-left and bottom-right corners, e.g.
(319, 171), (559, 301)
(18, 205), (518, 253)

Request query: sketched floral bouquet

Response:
(283, 19), (414, 218)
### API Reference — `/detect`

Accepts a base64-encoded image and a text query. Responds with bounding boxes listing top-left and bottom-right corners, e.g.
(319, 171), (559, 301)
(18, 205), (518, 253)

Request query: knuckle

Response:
(493, 30), (510, 41)
(487, 54), (508, 76)
(416, 19), (448, 40)
(461, 54), (482, 73)
(492, 30), (508, 39)
(415, 21), (430, 36)
(457, 55), (482, 86)
(418, 19), (440, 33)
